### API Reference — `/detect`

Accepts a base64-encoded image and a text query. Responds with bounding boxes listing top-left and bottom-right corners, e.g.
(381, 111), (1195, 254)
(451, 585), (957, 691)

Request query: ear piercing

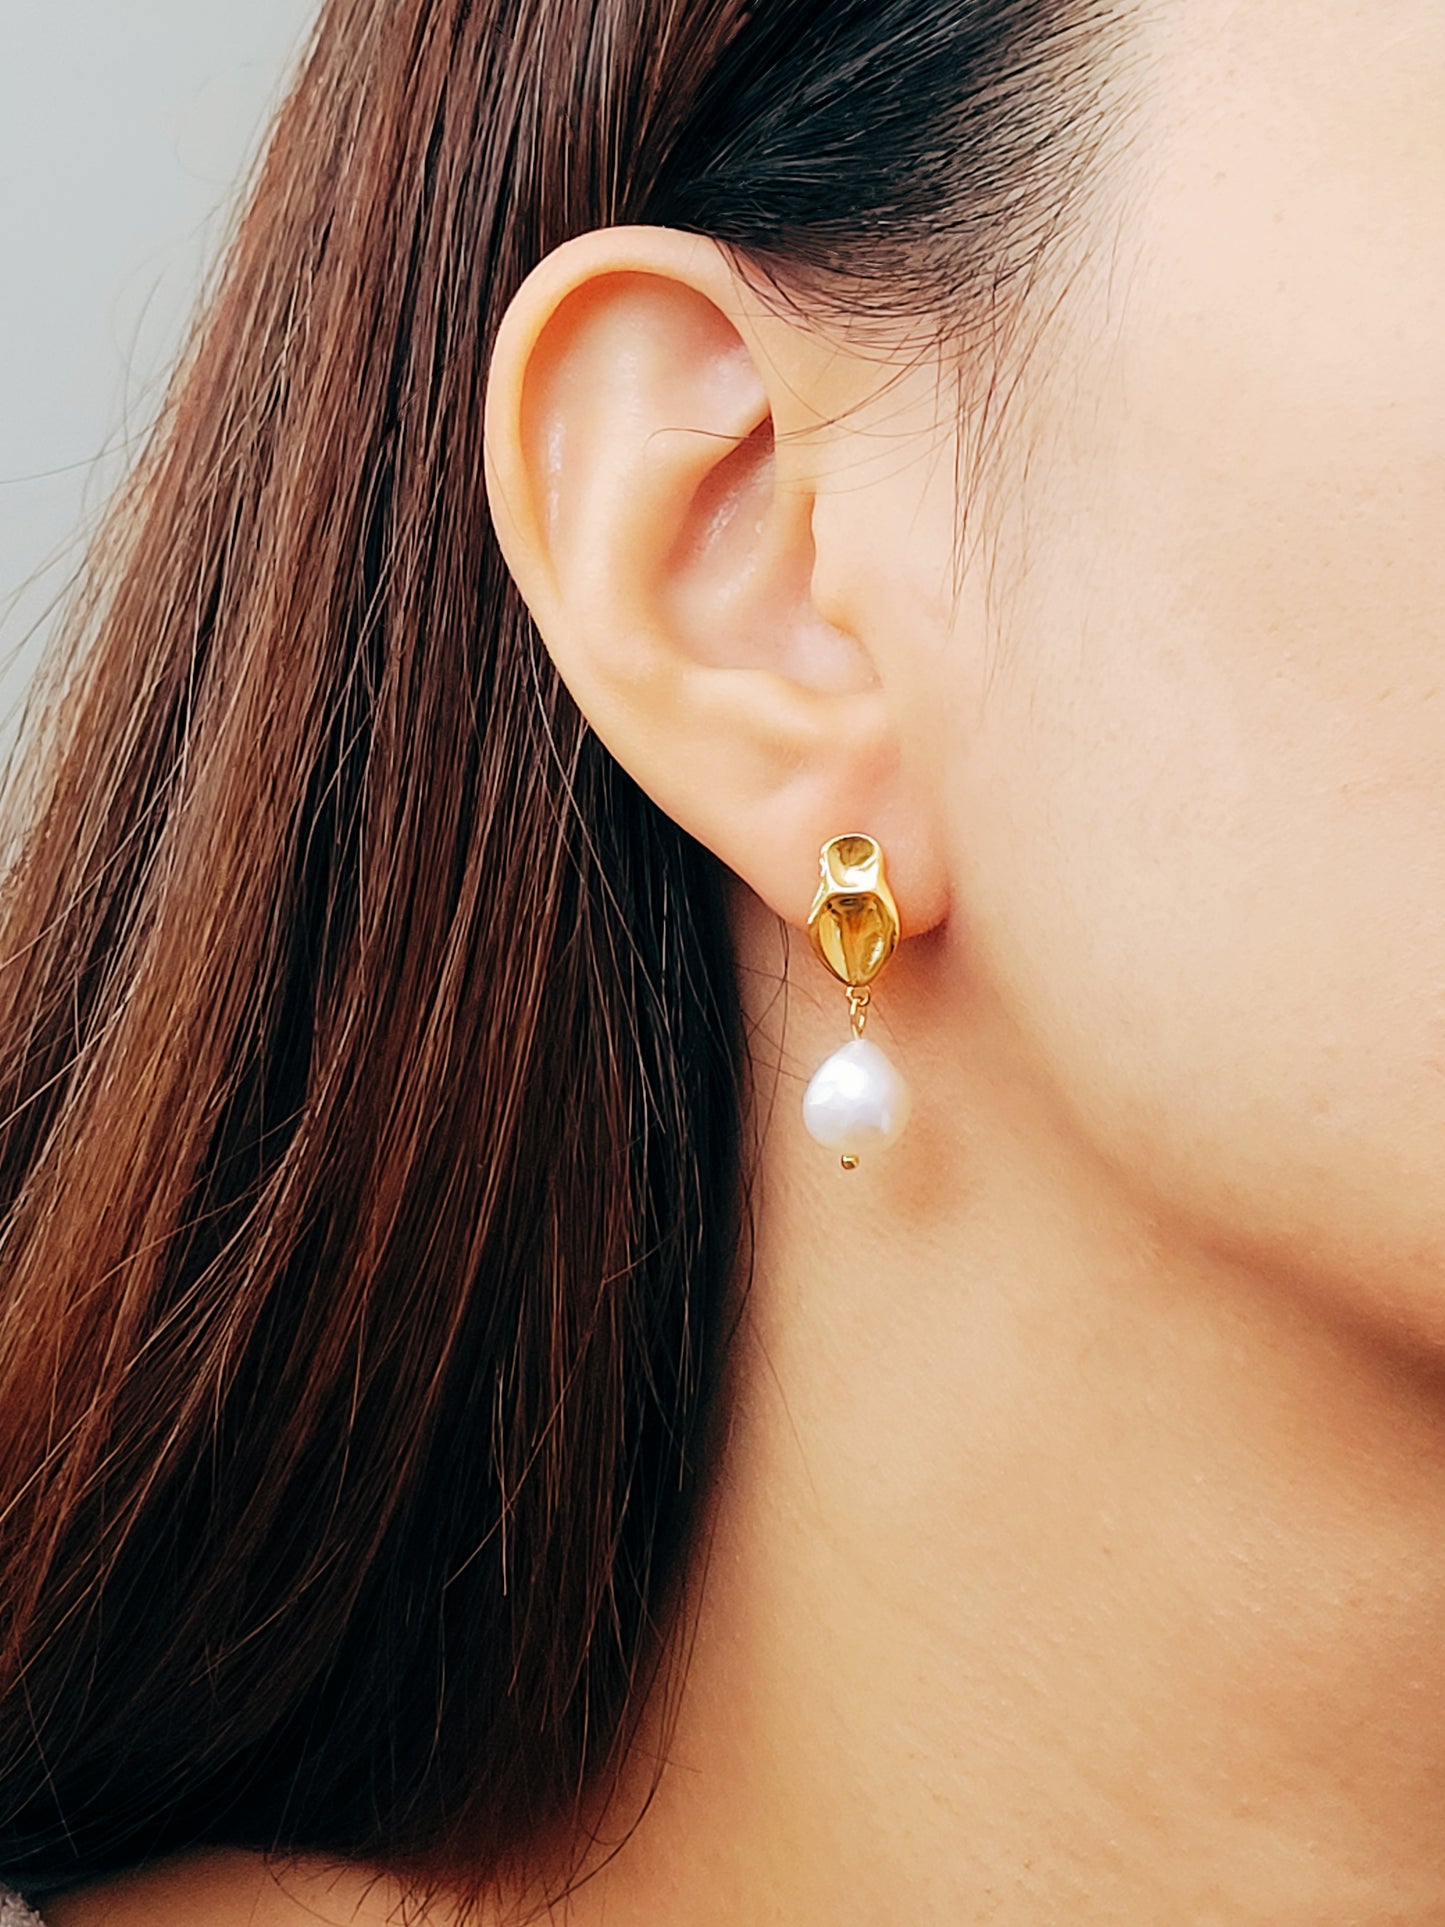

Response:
(802, 833), (910, 1170)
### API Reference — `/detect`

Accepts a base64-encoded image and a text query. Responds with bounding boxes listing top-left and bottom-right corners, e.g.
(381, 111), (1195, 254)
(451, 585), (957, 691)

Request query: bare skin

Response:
(47, 0), (1445, 1919)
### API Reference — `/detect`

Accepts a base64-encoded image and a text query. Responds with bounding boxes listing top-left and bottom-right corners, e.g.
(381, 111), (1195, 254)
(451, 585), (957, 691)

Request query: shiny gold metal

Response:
(806, 833), (902, 1172)
(807, 833), (901, 994)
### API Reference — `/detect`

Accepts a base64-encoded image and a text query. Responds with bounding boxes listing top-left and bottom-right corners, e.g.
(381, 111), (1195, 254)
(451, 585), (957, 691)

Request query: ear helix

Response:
(802, 834), (911, 1170)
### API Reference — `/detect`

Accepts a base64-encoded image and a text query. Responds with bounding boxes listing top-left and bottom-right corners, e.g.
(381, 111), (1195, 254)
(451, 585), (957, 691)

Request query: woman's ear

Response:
(482, 224), (949, 935)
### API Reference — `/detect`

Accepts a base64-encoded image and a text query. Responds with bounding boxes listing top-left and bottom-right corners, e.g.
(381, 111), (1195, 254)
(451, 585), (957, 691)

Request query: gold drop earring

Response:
(802, 833), (911, 1171)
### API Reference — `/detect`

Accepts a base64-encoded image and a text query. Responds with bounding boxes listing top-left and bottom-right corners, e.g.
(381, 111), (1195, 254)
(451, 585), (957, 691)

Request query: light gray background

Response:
(0, 0), (319, 766)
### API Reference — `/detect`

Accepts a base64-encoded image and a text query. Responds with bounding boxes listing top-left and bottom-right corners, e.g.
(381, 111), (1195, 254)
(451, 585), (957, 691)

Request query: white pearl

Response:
(802, 1036), (911, 1157)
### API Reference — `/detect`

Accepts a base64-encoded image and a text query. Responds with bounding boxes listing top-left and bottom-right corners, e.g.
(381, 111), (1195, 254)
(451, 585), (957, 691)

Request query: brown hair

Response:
(0, 0), (1126, 1910)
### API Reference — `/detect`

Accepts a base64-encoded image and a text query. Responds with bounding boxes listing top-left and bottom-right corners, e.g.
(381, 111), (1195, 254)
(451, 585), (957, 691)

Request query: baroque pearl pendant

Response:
(802, 1036), (911, 1161)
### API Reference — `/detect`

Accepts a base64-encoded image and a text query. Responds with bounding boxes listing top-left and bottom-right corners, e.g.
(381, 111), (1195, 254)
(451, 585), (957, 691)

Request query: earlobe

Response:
(481, 226), (946, 936)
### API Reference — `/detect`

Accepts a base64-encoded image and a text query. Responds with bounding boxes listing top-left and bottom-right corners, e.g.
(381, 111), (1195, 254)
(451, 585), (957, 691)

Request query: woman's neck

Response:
(551, 895), (1445, 1924)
